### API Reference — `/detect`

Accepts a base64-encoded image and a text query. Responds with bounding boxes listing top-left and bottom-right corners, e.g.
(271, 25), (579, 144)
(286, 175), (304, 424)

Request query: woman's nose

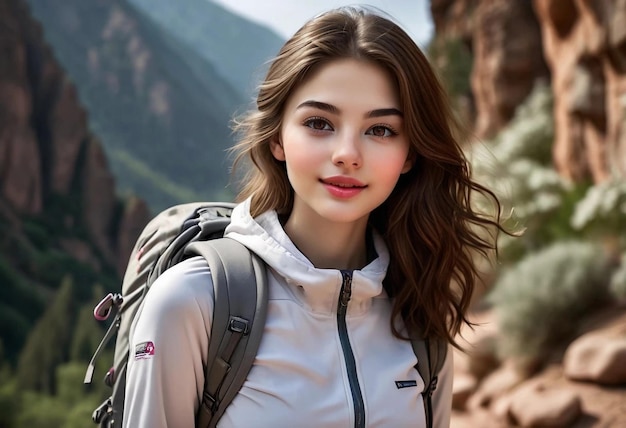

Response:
(331, 131), (362, 167)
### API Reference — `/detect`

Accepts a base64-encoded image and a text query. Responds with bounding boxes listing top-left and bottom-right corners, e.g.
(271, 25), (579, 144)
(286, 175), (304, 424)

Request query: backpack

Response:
(84, 201), (448, 428)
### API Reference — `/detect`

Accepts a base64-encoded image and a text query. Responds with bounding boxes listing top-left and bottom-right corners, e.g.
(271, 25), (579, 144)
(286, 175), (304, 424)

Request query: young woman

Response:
(123, 6), (504, 428)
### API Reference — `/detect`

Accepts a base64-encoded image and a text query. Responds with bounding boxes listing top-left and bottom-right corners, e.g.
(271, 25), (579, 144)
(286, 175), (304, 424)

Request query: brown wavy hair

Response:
(231, 7), (506, 346)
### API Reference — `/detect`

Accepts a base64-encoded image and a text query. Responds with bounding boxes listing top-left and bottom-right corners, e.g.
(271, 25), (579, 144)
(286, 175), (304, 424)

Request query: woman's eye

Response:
(304, 118), (332, 131)
(367, 125), (396, 138)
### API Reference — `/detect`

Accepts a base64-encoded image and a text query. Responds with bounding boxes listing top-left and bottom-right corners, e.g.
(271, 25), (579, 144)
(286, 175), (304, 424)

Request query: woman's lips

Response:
(320, 176), (367, 198)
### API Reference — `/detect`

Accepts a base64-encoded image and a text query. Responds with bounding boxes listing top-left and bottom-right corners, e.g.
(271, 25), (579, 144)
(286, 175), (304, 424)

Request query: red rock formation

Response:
(430, 0), (478, 40)
(451, 308), (626, 427)
(533, 0), (626, 182)
(48, 79), (89, 194)
(0, 0), (150, 275)
(430, 0), (549, 139)
(433, 0), (626, 183)
(81, 136), (118, 265)
(471, 1), (549, 138)
(0, 0), (42, 214)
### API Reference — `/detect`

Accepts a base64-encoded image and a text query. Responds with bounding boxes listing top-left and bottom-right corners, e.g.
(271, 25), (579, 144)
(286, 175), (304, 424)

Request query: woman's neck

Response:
(283, 212), (369, 270)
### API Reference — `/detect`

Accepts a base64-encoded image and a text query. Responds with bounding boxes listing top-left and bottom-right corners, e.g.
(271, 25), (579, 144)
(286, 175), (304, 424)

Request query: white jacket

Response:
(124, 199), (453, 427)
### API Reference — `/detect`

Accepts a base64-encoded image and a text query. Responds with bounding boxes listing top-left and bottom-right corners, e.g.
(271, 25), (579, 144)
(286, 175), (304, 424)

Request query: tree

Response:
(16, 276), (76, 393)
(0, 340), (19, 427)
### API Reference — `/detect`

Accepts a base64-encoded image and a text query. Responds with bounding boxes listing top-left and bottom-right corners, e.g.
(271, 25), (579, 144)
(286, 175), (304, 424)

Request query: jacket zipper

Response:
(337, 270), (365, 428)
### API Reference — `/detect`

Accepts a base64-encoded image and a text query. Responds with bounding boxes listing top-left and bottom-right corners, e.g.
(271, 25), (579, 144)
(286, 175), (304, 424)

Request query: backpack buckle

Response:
(229, 316), (250, 335)
(203, 391), (220, 414)
(92, 397), (112, 423)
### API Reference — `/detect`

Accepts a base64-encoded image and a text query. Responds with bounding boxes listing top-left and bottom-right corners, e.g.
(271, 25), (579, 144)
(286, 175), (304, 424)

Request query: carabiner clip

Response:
(93, 293), (123, 321)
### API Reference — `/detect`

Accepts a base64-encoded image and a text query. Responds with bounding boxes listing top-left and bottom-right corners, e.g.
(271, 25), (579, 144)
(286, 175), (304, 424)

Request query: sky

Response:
(210, 0), (434, 48)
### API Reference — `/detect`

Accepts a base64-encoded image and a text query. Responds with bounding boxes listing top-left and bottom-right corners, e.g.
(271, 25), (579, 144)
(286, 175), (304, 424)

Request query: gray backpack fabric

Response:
(84, 201), (446, 428)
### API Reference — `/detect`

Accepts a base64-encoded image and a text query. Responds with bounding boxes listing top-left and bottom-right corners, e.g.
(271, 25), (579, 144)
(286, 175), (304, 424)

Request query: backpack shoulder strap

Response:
(184, 237), (268, 428)
(410, 334), (448, 428)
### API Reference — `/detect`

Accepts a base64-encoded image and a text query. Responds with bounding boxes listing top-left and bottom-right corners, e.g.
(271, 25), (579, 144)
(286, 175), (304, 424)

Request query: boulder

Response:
(564, 332), (626, 385)
(508, 382), (582, 427)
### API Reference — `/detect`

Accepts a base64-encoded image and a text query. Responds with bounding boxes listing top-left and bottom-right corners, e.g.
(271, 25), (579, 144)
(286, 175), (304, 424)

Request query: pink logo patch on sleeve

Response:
(135, 341), (155, 360)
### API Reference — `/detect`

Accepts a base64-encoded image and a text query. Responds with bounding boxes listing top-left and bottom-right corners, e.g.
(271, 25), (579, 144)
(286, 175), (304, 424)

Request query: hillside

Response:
(128, 0), (285, 97)
(0, 0), (151, 365)
(25, 0), (281, 213)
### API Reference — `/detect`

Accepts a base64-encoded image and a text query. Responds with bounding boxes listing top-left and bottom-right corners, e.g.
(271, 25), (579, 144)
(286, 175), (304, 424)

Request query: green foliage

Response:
(485, 84), (555, 166)
(1, 359), (107, 428)
(70, 286), (108, 362)
(0, 359), (19, 427)
(22, 219), (53, 249)
(0, 199), (118, 366)
(56, 362), (96, 407)
(29, 250), (82, 286)
(63, 397), (104, 428)
(39, 193), (84, 238)
(467, 83), (579, 261)
(110, 148), (208, 212)
(0, 303), (32, 366)
(571, 178), (626, 248)
(16, 391), (67, 428)
(488, 241), (613, 365)
(469, 82), (555, 186)
(428, 36), (473, 99)
(0, 257), (43, 316)
(27, 249), (111, 300)
(0, 257), (44, 364)
(16, 277), (76, 393)
(610, 253), (626, 300)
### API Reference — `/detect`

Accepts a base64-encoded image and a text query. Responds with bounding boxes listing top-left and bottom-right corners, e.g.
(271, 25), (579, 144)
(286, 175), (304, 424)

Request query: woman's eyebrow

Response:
(366, 108), (403, 118)
(296, 100), (339, 114)
(296, 100), (403, 118)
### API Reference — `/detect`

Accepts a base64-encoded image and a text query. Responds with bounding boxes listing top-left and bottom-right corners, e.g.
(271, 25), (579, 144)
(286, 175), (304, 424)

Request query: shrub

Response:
(0, 362), (19, 427)
(22, 220), (52, 249)
(468, 82), (555, 179)
(487, 241), (613, 367)
(466, 83), (576, 263)
(427, 36), (473, 100)
(488, 82), (554, 166)
(16, 391), (66, 428)
(571, 178), (626, 248)
(610, 253), (626, 300)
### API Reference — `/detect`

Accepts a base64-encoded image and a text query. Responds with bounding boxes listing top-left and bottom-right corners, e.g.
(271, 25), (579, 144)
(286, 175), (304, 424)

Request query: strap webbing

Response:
(185, 238), (268, 428)
(410, 333), (448, 428)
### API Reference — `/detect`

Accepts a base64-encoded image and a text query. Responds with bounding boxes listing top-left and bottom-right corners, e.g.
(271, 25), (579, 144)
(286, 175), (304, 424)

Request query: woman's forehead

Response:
(284, 59), (401, 114)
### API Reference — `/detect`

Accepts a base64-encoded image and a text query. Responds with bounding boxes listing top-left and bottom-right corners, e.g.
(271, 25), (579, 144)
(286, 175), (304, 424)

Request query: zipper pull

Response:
(339, 271), (353, 311)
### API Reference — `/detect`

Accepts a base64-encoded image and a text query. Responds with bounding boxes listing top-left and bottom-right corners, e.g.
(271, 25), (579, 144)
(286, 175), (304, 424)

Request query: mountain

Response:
(0, 0), (151, 363)
(25, 0), (280, 213)
(127, 0), (285, 97)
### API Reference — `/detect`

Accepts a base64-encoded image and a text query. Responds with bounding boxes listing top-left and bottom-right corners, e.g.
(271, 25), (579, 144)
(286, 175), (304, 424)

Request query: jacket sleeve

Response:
(430, 344), (453, 428)
(123, 257), (214, 428)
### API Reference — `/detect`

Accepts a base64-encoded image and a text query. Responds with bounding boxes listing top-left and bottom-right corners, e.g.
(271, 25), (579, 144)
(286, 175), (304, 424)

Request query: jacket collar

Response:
(224, 198), (390, 316)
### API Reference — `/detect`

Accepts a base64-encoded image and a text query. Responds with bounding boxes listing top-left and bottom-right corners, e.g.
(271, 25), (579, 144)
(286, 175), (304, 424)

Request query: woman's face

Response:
(271, 58), (413, 228)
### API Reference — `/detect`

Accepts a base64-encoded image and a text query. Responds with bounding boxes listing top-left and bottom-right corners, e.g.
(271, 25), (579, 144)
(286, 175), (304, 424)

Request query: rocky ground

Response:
(450, 304), (626, 427)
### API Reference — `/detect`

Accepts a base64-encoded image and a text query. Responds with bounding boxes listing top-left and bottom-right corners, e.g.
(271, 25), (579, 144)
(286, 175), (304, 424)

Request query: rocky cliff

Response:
(0, 0), (150, 275)
(431, 1), (626, 426)
(431, 0), (626, 183)
(533, 0), (626, 182)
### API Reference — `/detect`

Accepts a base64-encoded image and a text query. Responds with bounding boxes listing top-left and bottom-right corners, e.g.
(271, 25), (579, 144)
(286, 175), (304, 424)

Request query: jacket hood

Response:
(224, 198), (390, 316)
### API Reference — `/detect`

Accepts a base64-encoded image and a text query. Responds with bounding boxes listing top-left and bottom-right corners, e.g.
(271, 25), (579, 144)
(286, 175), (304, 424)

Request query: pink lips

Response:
(320, 176), (367, 199)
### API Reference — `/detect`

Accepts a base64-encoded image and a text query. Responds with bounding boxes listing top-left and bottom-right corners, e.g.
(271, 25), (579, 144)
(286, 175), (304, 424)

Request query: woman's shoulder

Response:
(143, 256), (214, 318)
